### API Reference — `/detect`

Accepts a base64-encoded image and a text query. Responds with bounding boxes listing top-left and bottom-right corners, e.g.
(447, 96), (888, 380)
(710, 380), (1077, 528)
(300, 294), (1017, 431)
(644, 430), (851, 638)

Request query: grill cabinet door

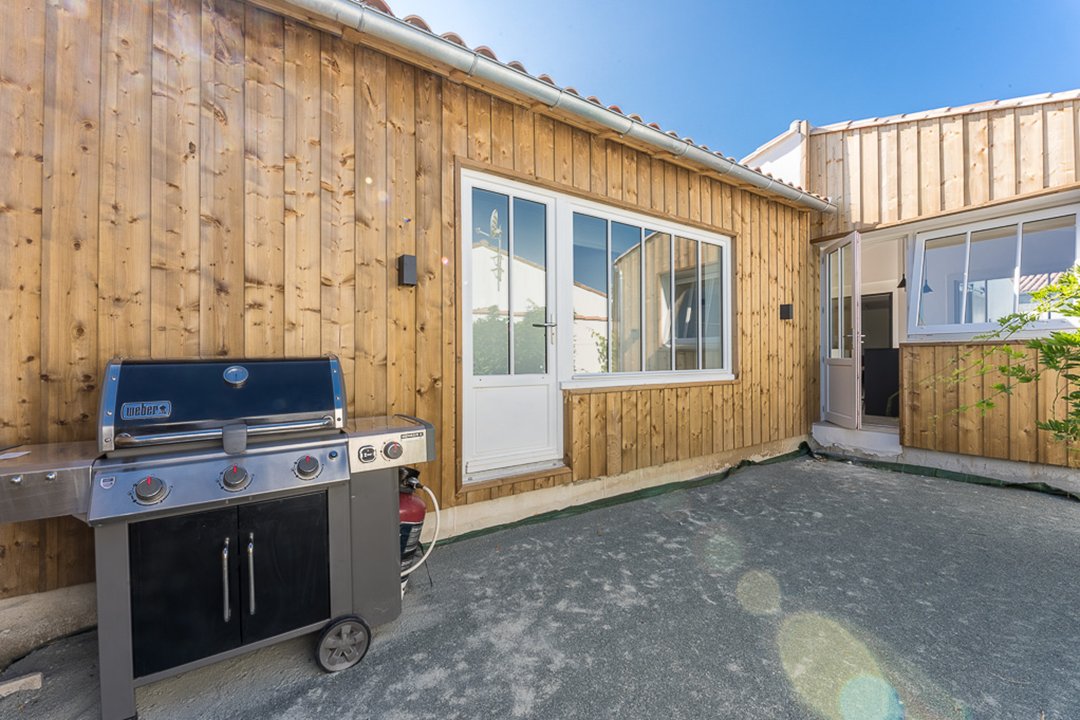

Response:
(238, 491), (330, 644)
(129, 507), (241, 677)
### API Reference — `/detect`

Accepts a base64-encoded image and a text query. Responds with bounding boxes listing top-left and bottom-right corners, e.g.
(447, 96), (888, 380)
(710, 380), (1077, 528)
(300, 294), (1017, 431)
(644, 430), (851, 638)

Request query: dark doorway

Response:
(861, 292), (899, 419)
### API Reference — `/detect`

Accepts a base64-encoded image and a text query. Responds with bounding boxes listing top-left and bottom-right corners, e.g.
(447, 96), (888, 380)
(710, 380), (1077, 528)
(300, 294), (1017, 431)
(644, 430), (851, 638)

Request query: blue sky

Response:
(397, 0), (1080, 159)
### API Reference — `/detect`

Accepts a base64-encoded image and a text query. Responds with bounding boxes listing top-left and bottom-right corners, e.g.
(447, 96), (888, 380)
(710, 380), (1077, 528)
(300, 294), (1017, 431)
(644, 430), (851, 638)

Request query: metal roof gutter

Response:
(284, 0), (836, 213)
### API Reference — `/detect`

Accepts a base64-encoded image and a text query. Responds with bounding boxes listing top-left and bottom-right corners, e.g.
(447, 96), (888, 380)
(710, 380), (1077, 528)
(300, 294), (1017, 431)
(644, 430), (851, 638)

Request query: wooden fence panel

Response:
(901, 343), (1075, 468)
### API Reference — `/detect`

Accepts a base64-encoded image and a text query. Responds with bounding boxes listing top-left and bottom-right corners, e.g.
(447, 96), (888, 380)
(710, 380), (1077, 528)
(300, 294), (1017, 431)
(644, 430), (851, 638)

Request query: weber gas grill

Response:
(0, 357), (434, 720)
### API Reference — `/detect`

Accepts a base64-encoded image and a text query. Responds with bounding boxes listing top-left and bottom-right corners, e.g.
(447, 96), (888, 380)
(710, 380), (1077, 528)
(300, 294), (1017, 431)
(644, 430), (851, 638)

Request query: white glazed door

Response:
(821, 232), (861, 428)
(462, 173), (561, 478)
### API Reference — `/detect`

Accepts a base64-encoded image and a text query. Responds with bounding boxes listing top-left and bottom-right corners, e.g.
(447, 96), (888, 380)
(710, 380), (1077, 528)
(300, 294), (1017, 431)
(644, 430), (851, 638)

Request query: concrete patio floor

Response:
(3, 456), (1079, 719)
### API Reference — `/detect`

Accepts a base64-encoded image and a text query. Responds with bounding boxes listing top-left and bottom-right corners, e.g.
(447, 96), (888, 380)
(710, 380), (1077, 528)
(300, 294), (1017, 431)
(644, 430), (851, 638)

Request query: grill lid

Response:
(98, 357), (346, 452)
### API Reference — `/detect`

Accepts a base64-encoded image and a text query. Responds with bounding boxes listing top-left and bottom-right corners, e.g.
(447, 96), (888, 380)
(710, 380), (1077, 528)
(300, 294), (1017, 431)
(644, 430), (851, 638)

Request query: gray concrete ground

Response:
(3, 456), (1080, 719)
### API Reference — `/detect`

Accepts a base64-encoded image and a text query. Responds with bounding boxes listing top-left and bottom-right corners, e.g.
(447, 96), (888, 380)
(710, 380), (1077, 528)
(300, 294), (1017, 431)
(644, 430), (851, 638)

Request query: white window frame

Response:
(459, 169), (735, 392)
(558, 194), (734, 389)
(909, 202), (1080, 338)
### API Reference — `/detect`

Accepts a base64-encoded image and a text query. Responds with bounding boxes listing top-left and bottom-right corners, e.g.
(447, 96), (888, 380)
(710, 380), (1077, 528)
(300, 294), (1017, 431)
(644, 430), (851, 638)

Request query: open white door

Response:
(820, 232), (861, 428)
(461, 172), (562, 480)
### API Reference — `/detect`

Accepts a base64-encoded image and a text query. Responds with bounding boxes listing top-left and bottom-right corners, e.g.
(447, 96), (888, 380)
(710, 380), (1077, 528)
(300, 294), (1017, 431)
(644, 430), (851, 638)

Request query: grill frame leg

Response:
(95, 523), (137, 720)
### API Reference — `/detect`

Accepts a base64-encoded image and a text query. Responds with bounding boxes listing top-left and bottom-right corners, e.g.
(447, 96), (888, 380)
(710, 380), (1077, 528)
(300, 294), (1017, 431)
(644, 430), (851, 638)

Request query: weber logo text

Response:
(120, 401), (173, 421)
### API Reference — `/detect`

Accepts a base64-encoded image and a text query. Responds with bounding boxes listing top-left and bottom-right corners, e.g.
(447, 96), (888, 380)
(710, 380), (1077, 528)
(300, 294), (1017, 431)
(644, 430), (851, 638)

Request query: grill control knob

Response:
(134, 475), (167, 504)
(358, 445), (377, 464)
(383, 441), (403, 461)
(221, 465), (250, 491)
(295, 455), (321, 480)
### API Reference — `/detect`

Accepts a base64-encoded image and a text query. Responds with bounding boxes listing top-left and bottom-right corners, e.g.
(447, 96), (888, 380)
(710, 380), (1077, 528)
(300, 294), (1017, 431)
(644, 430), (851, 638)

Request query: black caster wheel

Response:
(315, 615), (371, 673)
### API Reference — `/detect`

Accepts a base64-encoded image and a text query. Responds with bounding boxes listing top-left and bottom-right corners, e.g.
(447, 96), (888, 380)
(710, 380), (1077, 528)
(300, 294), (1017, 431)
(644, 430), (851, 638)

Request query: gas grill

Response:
(0, 357), (434, 720)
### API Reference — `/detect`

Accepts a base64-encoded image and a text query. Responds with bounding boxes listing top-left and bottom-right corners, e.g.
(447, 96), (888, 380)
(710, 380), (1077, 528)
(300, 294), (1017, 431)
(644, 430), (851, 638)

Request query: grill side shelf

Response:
(0, 442), (98, 523)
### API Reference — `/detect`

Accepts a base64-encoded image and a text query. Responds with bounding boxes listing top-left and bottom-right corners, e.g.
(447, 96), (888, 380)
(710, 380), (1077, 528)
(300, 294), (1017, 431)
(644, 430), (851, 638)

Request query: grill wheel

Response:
(315, 615), (371, 673)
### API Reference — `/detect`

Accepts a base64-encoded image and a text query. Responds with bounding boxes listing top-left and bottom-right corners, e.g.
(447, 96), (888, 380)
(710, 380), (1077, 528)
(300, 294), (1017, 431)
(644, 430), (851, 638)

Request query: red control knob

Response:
(221, 465), (250, 491)
(295, 455), (321, 480)
(134, 475), (167, 504)
(383, 441), (403, 460)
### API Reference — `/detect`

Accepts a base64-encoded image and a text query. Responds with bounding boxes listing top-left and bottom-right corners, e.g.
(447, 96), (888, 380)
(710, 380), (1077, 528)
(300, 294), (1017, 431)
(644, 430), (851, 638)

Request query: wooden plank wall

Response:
(0, 0), (817, 598)
(808, 100), (1080, 239)
(901, 344), (1079, 470)
(563, 203), (814, 483)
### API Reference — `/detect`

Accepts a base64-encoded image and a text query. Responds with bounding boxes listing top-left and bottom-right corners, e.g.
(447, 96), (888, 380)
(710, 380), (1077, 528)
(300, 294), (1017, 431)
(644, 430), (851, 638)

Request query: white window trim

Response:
(460, 169), (735, 392)
(908, 201), (1080, 338)
(561, 370), (734, 390)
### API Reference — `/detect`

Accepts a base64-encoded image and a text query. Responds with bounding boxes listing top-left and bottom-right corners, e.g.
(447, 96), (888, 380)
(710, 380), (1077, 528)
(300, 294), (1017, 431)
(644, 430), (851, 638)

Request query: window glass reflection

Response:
(918, 234), (965, 326)
(1021, 216), (1075, 318)
(673, 236), (699, 370)
(512, 198), (548, 374)
(471, 188), (510, 375)
(573, 213), (608, 373)
(610, 222), (642, 373)
(644, 230), (673, 371)
(966, 225), (1017, 324)
(701, 243), (724, 369)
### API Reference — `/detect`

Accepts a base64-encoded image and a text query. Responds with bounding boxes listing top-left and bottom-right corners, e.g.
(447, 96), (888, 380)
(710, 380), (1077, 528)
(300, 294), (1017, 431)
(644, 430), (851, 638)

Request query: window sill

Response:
(461, 462), (573, 492)
(561, 371), (736, 391)
(905, 318), (1078, 343)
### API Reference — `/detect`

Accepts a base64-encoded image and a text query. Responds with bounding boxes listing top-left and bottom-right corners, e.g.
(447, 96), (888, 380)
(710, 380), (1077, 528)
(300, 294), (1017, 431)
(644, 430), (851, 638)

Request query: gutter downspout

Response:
(285, 0), (836, 213)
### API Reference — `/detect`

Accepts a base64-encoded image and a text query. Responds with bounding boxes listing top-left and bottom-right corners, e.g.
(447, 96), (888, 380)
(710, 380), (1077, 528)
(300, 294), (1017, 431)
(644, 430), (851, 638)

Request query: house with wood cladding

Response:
(0, 0), (1077, 602)
(745, 91), (1080, 482)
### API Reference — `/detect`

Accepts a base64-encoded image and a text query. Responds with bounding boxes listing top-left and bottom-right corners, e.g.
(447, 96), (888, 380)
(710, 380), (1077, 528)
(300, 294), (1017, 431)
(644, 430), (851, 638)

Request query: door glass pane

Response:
(918, 233), (965, 326)
(610, 222), (642, 372)
(512, 198), (547, 374)
(1020, 215), (1075, 318)
(701, 242), (724, 369)
(471, 188), (510, 375)
(644, 230), (673, 371)
(828, 249), (842, 359)
(573, 213), (608, 373)
(841, 243), (853, 358)
(673, 236), (699, 370)
(966, 225), (1017, 324)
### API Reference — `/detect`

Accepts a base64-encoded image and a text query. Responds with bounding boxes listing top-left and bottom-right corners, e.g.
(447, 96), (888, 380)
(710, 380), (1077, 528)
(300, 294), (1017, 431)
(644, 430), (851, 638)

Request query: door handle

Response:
(222, 538), (231, 623)
(531, 321), (557, 328)
(247, 533), (256, 616)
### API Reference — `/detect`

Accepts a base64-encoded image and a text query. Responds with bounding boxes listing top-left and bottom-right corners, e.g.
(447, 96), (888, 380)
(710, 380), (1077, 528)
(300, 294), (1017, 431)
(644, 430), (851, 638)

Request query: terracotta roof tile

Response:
(366, 0), (394, 16)
(402, 15), (430, 31)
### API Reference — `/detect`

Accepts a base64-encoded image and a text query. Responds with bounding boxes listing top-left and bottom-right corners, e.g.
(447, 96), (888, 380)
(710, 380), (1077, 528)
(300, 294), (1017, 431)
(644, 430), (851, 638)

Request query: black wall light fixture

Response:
(397, 254), (417, 286)
(779, 303), (794, 320)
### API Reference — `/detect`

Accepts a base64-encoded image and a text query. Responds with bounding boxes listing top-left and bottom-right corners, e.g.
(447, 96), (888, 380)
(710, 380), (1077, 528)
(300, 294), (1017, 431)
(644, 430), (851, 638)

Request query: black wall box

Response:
(397, 254), (417, 286)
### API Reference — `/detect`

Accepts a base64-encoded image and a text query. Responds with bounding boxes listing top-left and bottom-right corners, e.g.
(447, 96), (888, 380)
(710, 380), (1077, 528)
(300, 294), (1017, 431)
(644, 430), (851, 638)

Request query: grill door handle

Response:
(222, 538), (231, 623)
(113, 415), (334, 448)
(247, 533), (256, 615)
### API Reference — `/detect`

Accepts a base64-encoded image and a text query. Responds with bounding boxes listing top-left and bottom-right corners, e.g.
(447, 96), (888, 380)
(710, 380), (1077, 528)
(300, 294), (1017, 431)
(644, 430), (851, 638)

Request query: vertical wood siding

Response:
(901, 344), (1079, 470)
(810, 101), (1079, 468)
(0, 0), (816, 598)
(808, 101), (1080, 239)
